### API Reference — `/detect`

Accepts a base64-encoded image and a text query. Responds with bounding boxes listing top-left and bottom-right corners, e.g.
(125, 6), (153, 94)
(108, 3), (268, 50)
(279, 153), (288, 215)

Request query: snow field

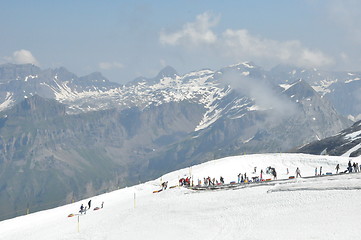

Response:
(0, 153), (360, 240)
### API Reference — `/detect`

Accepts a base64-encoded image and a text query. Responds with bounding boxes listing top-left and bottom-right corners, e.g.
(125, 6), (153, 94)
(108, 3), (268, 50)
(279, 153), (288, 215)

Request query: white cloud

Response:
(160, 12), (219, 46)
(5, 49), (39, 66)
(222, 29), (333, 68)
(99, 61), (124, 70)
(160, 12), (333, 68)
(222, 69), (297, 119)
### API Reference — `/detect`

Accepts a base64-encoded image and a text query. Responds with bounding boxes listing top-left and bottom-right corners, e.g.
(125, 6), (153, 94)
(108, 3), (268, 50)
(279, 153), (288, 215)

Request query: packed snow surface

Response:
(1, 153), (361, 240)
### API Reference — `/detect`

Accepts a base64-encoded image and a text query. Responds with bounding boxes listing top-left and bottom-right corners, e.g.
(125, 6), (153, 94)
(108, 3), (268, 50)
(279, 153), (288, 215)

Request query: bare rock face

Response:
(294, 120), (361, 157)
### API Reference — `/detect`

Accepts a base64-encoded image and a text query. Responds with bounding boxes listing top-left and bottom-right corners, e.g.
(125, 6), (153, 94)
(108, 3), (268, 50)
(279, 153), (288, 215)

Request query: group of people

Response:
(79, 199), (104, 214)
(346, 161), (360, 173)
(197, 176), (225, 186)
(79, 200), (92, 214)
(237, 166), (299, 183)
(179, 177), (191, 186)
(179, 160), (361, 189)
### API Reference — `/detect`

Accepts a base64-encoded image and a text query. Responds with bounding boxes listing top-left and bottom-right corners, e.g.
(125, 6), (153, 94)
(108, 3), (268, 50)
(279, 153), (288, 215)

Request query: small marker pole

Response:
(26, 203), (30, 215)
(134, 192), (136, 209)
(77, 215), (80, 233)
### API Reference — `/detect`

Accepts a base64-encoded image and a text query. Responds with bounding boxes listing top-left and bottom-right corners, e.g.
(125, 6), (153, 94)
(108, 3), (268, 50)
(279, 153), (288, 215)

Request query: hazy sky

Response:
(1, 0), (361, 83)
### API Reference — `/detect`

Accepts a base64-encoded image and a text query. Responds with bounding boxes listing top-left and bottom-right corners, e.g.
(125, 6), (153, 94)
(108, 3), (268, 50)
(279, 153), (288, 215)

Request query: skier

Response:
(260, 169), (263, 180)
(296, 167), (301, 178)
(335, 164), (340, 174)
(320, 166), (322, 176)
(101, 201), (104, 208)
(237, 173), (241, 183)
(286, 168), (289, 175)
(80, 204), (84, 214)
(88, 200), (91, 210)
(315, 167), (317, 176)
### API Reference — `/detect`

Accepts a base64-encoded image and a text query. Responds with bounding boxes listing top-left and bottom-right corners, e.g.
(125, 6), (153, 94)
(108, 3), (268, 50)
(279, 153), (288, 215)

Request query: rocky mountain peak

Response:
(81, 72), (107, 81)
(52, 67), (77, 80)
(155, 66), (178, 79)
(284, 79), (317, 99)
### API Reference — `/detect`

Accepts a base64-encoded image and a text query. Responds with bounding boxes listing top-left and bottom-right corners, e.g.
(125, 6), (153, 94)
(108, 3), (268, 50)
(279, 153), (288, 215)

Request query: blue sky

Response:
(1, 0), (361, 83)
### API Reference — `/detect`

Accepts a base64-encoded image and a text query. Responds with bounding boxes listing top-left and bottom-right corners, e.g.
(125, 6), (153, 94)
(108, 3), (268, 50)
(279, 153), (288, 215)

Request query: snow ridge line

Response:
(267, 186), (361, 193)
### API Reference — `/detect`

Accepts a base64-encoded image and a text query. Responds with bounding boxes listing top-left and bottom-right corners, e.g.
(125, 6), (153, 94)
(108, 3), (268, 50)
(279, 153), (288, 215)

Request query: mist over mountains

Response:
(0, 62), (358, 220)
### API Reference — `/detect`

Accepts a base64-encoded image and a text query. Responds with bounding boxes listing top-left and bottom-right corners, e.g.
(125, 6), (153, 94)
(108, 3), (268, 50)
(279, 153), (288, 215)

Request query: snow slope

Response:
(1, 153), (360, 240)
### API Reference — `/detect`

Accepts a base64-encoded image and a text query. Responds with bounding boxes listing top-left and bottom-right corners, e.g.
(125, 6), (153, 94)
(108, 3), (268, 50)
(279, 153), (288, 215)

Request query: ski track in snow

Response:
(1, 153), (361, 240)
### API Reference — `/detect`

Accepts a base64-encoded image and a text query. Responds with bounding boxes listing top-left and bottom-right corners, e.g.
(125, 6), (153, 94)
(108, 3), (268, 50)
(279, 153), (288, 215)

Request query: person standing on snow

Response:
(315, 167), (317, 176)
(272, 168), (277, 180)
(80, 204), (84, 214)
(335, 164), (340, 174)
(88, 200), (91, 210)
(220, 176), (224, 184)
(320, 166), (322, 176)
(296, 167), (301, 178)
(348, 160), (352, 173)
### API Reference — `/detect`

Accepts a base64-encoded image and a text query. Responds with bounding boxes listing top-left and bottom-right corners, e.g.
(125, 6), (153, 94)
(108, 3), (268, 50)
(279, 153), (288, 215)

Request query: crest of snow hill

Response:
(0, 62), (360, 220)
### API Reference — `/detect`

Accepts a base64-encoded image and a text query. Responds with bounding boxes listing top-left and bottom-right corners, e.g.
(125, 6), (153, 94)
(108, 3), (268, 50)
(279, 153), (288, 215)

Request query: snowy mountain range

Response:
(0, 62), (357, 220)
(1, 153), (360, 239)
(1, 62), (360, 119)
